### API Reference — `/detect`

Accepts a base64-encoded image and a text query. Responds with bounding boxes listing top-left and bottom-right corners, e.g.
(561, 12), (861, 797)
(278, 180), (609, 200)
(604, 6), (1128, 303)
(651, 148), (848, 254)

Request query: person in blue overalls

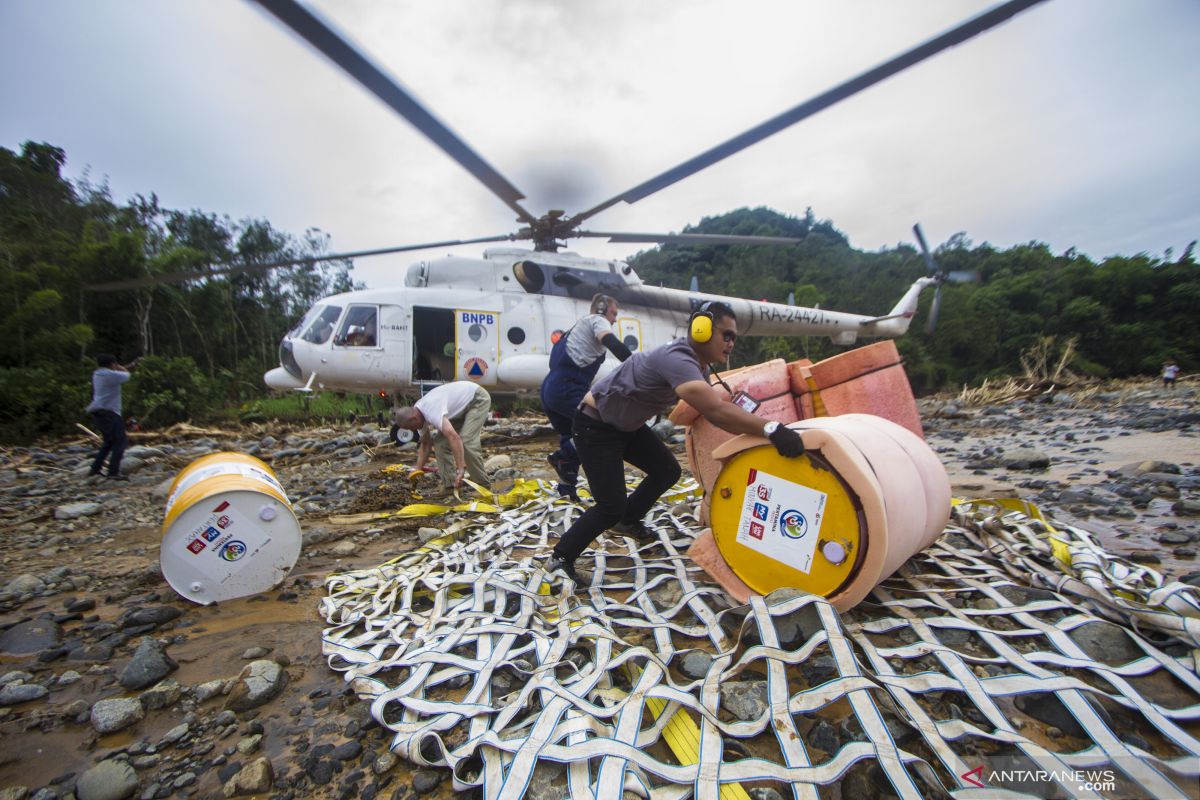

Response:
(541, 294), (632, 500)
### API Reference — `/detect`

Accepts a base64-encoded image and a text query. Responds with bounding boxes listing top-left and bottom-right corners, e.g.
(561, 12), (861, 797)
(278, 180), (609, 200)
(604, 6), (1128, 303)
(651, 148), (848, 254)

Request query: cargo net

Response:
(320, 487), (1200, 799)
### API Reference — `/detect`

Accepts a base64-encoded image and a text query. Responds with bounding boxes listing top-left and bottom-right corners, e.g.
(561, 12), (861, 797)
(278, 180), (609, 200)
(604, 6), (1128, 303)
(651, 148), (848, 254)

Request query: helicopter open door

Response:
(412, 307), (455, 384)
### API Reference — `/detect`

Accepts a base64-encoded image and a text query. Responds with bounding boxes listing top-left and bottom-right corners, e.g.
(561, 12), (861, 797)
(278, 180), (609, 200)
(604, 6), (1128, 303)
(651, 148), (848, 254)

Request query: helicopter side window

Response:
(301, 305), (342, 344)
(335, 305), (379, 347)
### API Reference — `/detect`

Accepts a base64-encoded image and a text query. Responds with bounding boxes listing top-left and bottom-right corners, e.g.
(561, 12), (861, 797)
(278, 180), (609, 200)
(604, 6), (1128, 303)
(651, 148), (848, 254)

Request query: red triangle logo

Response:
(961, 766), (985, 788)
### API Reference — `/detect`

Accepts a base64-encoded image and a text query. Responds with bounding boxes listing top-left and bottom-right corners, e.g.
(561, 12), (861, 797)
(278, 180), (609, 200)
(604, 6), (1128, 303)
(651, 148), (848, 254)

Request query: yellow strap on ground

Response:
(954, 496), (1072, 568)
(623, 663), (750, 800)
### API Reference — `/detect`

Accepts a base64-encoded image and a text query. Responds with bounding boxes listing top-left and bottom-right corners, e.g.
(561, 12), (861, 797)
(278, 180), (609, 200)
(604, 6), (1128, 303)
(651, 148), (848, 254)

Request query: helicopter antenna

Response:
(566, 0), (1049, 229)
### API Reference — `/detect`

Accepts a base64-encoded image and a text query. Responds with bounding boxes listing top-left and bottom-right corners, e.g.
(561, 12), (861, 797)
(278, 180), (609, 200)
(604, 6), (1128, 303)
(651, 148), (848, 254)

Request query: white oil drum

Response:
(160, 452), (302, 605)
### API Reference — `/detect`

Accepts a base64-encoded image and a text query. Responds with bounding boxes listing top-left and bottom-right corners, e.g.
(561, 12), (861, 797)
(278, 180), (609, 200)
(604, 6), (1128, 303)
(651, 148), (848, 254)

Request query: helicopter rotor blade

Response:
(578, 231), (805, 247)
(912, 223), (940, 275)
(565, 0), (1048, 228)
(250, 0), (537, 226)
(86, 234), (518, 293)
(926, 283), (943, 335)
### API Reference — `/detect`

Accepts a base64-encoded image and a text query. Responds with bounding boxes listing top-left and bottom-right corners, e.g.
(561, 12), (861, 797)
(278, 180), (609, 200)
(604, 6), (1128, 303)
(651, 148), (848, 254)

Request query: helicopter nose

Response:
(264, 366), (306, 391)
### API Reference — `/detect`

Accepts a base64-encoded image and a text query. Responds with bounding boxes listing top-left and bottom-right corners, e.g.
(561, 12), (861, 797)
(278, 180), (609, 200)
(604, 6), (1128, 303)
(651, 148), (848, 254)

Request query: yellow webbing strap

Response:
(625, 662), (751, 800)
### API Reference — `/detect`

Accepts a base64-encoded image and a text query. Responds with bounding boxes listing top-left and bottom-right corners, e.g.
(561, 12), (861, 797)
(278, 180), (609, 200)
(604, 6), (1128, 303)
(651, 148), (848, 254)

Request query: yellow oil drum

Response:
(707, 414), (950, 611)
(160, 452), (302, 605)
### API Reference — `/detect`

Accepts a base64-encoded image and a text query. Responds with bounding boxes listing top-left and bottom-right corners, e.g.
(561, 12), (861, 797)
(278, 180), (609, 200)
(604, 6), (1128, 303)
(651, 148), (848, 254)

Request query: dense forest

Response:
(1, 141), (1196, 441)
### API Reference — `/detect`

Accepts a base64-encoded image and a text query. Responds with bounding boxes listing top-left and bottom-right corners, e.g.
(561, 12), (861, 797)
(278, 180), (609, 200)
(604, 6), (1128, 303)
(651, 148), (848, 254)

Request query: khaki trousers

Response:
(432, 386), (491, 488)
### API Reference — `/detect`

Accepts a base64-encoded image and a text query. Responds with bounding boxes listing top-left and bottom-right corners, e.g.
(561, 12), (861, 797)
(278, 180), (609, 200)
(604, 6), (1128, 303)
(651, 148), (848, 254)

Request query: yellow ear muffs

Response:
(690, 302), (714, 343)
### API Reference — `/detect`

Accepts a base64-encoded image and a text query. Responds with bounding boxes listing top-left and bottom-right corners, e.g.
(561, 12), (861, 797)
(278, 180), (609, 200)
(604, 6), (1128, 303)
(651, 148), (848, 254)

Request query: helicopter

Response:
(92, 0), (1041, 402)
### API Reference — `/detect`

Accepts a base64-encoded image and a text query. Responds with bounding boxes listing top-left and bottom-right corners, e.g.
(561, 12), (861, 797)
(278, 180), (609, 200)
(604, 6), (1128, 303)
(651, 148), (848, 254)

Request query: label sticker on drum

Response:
(181, 504), (274, 583)
(735, 468), (826, 574)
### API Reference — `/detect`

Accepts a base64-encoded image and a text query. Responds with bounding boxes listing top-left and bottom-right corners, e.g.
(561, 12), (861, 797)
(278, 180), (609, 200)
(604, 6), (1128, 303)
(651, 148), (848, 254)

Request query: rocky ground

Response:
(0, 380), (1196, 800)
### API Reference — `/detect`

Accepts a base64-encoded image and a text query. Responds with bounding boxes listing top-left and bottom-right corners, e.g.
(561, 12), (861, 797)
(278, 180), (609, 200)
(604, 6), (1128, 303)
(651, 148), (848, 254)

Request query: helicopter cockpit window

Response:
(301, 305), (342, 344)
(335, 305), (379, 347)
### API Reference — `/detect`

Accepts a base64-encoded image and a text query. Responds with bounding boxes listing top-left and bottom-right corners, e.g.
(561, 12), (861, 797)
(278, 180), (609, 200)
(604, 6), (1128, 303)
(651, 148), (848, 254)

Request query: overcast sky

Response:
(3, 0), (1198, 290)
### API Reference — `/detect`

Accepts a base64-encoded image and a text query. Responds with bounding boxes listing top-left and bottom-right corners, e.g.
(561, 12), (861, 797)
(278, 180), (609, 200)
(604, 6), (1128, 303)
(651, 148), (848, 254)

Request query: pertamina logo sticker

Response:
(780, 509), (809, 539)
(219, 540), (248, 562)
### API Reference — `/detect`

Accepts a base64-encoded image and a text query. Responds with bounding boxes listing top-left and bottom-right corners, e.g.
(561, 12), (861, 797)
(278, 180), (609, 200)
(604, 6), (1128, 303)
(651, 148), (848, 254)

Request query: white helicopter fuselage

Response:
(264, 247), (930, 397)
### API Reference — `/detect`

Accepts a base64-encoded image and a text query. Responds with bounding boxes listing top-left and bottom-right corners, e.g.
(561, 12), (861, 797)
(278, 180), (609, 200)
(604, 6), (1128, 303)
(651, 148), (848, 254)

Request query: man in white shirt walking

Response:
(86, 354), (135, 481)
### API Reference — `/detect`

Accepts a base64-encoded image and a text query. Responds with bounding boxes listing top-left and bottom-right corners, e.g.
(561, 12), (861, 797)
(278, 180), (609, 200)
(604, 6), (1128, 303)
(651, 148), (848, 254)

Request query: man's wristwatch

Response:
(762, 421), (780, 437)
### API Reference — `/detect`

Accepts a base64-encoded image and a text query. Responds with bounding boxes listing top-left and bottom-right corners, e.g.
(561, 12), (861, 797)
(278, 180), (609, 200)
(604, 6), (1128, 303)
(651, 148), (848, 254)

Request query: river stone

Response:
(0, 787), (29, 800)
(0, 683), (48, 705)
(222, 757), (273, 797)
(122, 606), (182, 629)
(54, 501), (103, 520)
(1002, 448), (1050, 470)
(225, 660), (287, 711)
(0, 670), (33, 686)
(0, 619), (62, 655)
(719, 681), (769, 721)
(418, 527), (444, 544)
(119, 637), (178, 691)
(76, 759), (138, 800)
(517, 763), (564, 800)
(677, 650), (713, 680)
(1067, 620), (1145, 665)
(5, 574), (44, 595)
(1114, 460), (1181, 477)
(483, 454), (512, 472)
(331, 540), (358, 556)
(1173, 499), (1200, 517)
(91, 696), (144, 734)
(1013, 693), (1113, 739)
(139, 678), (182, 711)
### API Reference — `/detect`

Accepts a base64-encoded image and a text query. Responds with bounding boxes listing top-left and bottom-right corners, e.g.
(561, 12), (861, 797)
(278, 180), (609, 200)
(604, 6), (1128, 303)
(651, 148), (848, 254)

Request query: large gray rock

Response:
(76, 759), (139, 800)
(221, 757), (273, 797)
(0, 682), (48, 706)
(119, 637), (178, 691)
(4, 574), (44, 595)
(1002, 448), (1051, 470)
(139, 678), (183, 711)
(0, 619), (62, 655)
(90, 697), (145, 734)
(483, 454), (512, 472)
(1068, 621), (1144, 665)
(54, 502), (103, 520)
(224, 660), (287, 712)
(719, 681), (769, 721)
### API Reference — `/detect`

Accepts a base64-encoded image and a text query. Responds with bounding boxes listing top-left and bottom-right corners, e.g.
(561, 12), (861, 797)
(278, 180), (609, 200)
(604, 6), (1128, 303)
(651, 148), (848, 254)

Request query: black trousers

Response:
(89, 410), (127, 476)
(552, 410), (681, 563)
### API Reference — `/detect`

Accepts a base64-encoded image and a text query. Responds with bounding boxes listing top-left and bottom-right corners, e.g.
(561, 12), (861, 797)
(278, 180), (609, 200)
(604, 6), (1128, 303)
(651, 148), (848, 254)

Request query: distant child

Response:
(1162, 359), (1180, 390)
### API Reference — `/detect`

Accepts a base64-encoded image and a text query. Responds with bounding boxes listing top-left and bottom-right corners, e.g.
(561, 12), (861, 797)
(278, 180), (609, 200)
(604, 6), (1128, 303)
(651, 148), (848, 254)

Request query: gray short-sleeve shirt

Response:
(590, 339), (706, 431)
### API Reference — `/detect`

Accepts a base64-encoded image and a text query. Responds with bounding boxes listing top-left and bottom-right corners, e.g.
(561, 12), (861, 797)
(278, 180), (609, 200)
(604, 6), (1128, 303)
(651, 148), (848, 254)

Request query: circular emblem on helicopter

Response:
(779, 509), (808, 540)
(463, 357), (488, 379)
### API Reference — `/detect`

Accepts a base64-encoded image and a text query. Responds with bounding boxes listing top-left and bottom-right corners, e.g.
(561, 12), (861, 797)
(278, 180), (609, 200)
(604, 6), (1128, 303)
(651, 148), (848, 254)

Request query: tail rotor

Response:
(913, 223), (977, 334)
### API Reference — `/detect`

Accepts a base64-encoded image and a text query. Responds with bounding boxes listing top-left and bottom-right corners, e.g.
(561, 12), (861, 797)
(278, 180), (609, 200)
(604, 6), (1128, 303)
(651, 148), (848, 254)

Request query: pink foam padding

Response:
(840, 414), (950, 547)
(688, 529), (754, 604)
(816, 365), (924, 438)
(809, 341), (901, 387)
(809, 415), (930, 582)
(669, 359), (786, 425)
(710, 423), (890, 612)
(795, 394), (814, 420)
(785, 358), (816, 396)
(686, 394), (800, 493)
